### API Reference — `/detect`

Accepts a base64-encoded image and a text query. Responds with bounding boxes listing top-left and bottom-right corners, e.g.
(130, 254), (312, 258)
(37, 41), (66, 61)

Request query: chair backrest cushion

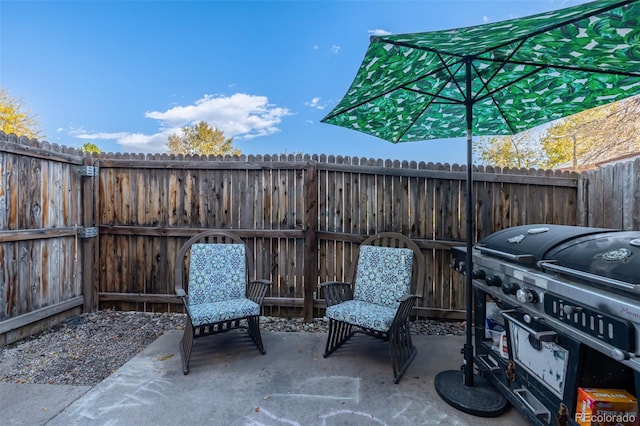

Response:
(353, 245), (414, 308)
(188, 243), (246, 305)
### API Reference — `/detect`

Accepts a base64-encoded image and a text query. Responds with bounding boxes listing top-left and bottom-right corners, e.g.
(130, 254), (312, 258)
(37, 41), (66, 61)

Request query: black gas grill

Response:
(452, 224), (640, 426)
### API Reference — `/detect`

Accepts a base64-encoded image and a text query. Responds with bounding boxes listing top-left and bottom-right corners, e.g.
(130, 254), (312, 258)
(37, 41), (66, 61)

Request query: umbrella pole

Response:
(462, 120), (475, 386)
(434, 59), (507, 417)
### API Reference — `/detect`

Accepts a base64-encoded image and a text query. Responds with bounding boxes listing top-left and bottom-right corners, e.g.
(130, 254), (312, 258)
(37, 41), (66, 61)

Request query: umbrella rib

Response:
(395, 100), (433, 143)
(484, 58), (640, 78)
(375, 0), (637, 66)
(471, 0), (638, 64)
(406, 56), (467, 104)
(404, 87), (461, 105)
(467, 52), (528, 134)
(322, 50), (468, 121)
(438, 54), (468, 102)
(469, 38), (529, 103)
(396, 58), (466, 142)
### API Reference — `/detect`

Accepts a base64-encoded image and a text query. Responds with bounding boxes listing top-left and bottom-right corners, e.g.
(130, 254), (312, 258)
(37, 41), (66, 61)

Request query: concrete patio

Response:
(1, 331), (528, 425)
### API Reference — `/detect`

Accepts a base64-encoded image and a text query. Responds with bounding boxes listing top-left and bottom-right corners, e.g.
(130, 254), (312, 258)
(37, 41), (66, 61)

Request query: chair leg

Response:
(323, 319), (354, 357)
(180, 320), (195, 375)
(247, 316), (266, 354)
(389, 320), (417, 384)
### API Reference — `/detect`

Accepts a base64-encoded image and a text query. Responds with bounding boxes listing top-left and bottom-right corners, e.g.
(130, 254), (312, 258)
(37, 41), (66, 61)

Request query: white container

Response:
(486, 301), (503, 324)
(485, 301), (504, 338)
(500, 331), (509, 359)
(488, 329), (502, 351)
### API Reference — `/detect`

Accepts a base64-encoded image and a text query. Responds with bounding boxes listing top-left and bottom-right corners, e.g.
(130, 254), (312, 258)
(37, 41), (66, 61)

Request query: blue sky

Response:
(1, 0), (591, 164)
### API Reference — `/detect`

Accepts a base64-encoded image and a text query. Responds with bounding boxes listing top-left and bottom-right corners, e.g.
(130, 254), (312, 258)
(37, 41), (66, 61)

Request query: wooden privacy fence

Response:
(76, 149), (581, 320)
(578, 157), (640, 231)
(1, 133), (638, 344)
(0, 135), (96, 344)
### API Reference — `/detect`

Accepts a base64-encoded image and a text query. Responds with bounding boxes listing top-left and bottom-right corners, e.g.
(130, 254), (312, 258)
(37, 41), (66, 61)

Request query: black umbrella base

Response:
(434, 370), (508, 417)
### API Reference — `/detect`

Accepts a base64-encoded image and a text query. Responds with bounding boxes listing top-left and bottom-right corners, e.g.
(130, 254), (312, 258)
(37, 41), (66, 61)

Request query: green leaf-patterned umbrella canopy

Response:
(322, 0), (640, 143)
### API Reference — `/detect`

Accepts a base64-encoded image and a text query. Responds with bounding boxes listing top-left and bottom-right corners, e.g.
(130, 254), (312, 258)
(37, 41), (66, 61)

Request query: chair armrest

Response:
(175, 289), (189, 309)
(392, 294), (422, 328)
(247, 279), (271, 305)
(319, 281), (354, 307)
(398, 294), (421, 304)
(175, 291), (190, 312)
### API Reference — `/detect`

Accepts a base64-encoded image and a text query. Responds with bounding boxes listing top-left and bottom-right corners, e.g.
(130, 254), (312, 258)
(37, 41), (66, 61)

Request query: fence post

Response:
(302, 161), (318, 322)
(81, 155), (98, 312)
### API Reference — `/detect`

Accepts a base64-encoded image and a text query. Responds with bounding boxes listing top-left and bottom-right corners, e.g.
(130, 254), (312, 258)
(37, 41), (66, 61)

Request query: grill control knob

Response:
(473, 270), (486, 280)
(516, 288), (538, 304)
(502, 282), (519, 295)
(485, 275), (502, 287)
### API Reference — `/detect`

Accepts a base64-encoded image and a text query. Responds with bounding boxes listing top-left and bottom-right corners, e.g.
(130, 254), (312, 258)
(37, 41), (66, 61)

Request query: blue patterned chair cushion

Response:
(352, 245), (413, 309)
(326, 300), (398, 333)
(187, 298), (260, 326)
(188, 244), (246, 305)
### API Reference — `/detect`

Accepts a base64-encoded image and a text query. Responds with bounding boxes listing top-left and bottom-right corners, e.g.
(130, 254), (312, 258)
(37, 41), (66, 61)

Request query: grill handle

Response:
(538, 261), (640, 296)
(501, 312), (557, 343)
(475, 245), (536, 263)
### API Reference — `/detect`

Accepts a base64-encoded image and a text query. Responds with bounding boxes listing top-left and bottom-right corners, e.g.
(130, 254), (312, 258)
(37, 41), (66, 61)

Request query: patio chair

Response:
(319, 232), (425, 384)
(175, 230), (271, 374)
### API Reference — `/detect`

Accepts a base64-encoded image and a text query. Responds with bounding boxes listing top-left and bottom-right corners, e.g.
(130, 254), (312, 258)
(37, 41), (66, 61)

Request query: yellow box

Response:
(575, 388), (638, 426)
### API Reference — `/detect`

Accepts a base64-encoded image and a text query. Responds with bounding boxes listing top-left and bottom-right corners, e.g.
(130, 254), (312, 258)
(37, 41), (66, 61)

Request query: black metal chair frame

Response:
(319, 232), (425, 383)
(175, 230), (271, 374)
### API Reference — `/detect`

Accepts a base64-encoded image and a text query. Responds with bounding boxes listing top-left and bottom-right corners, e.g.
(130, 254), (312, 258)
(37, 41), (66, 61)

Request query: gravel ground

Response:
(0, 310), (465, 387)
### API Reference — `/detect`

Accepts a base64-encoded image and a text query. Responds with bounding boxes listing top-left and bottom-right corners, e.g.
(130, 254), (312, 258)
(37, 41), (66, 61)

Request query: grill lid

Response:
(476, 224), (612, 264)
(544, 231), (640, 286)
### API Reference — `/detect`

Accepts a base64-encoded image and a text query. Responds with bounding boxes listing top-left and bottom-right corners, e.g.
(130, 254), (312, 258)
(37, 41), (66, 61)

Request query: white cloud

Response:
(72, 131), (131, 140)
(314, 44), (341, 56)
(304, 97), (327, 110)
(368, 29), (392, 37)
(71, 93), (292, 153)
(483, 16), (490, 23)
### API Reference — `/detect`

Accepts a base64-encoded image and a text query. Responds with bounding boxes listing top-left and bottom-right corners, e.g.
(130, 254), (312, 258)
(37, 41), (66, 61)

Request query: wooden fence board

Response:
(476, 168), (493, 237)
(434, 163), (450, 240)
(347, 159), (357, 235)
(630, 159), (640, 230)
(7, 156), (19, 230)
(383, 161), (393, 232)
(375, 164), (385, 232)
(399, 171), (411, 236)
(606, 165), (623, 229)
(0, 154), (6, 230)
(453, 164), (464, 241)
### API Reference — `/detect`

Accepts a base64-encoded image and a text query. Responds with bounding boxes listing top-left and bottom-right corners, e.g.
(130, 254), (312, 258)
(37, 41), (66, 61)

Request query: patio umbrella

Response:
(321, 0), (640, 416)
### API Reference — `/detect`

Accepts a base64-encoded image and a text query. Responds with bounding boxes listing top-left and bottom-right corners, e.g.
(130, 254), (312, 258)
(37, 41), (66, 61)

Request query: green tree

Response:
(167, 121), (240, 156)
(81, 142), (102, 154)
(475, 96), (640, 170)
(474, 130), (544, 168)
(540, 96), (640, 170)
(0, 87), (42, 139)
